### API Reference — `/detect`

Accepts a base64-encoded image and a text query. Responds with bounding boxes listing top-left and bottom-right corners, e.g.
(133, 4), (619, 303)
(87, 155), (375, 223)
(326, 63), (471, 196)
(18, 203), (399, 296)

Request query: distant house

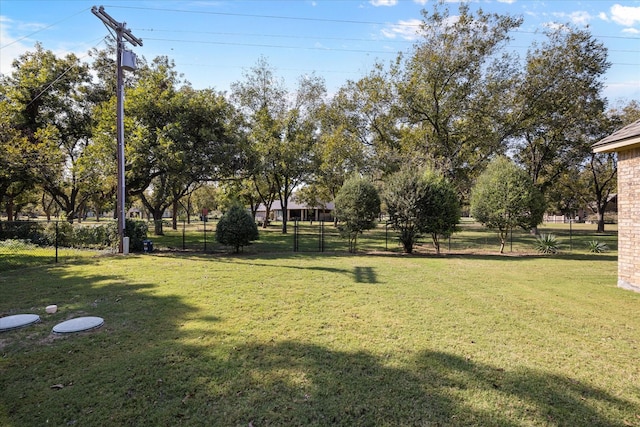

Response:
(255, 198), (334, 223)
(593, 119), (640, 292)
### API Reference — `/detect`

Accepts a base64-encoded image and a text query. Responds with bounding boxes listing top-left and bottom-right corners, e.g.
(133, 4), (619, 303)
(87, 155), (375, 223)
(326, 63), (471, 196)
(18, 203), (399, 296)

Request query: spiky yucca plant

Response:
(587, 240), (609, 253)
(534, 233), (560, 254)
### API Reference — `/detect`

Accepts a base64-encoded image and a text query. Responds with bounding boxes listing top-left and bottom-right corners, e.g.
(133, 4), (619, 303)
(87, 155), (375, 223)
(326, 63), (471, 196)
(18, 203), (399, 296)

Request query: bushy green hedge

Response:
(0, 222), (43, 243)
(0, 220), (148, 251)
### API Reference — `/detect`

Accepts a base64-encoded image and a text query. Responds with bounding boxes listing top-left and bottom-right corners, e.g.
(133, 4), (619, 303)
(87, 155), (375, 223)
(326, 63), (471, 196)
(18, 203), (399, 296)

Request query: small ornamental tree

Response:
(470, 156), (546, 253)
(421, 169), (461, 254)
(334, 176), (381, 253)
(385, 168), (427, 254)
(215, 203), (259, 253)
(385, 167), (460, 254)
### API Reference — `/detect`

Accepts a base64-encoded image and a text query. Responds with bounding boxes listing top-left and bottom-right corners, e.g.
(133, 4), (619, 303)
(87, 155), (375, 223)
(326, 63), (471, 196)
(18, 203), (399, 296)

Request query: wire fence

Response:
(0, 220), (115, 272)
(1, 219), (619, 272)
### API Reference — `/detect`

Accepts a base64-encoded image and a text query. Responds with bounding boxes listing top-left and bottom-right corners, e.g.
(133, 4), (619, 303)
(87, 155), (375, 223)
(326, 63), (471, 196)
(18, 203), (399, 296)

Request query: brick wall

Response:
(617, 148), (640, 292)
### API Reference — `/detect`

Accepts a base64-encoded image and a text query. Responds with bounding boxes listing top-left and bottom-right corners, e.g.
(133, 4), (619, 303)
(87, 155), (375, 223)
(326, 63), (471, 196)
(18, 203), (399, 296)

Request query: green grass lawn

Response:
(1, 222), (638, 426)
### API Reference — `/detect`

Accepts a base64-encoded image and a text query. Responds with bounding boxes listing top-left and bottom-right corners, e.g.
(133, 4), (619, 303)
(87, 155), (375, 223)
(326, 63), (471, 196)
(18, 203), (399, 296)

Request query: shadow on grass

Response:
(353, 266), (378, 284)
(1, 256), (632, 426)
(0, 262), (202, 426)
(107, 338), (634, 426)
(152, 252), (383, 286)
(166, 248), (617, 265)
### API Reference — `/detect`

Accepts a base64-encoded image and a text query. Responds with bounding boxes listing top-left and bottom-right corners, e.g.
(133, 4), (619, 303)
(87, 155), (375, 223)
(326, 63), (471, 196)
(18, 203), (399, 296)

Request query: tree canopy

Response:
(385, 167), (460, 254)
(0, 2), (628, 249)
(334, 176), (381, 253)
(470, 157), (546, 253)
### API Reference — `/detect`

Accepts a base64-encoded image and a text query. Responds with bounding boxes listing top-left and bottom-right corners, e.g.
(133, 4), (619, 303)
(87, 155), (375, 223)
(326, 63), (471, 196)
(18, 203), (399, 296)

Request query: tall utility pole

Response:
(91, 6), (142, 253)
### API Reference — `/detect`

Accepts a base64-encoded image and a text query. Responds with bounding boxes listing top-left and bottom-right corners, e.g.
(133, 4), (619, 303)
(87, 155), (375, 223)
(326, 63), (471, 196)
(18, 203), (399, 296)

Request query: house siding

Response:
(617, 148), (640, 292)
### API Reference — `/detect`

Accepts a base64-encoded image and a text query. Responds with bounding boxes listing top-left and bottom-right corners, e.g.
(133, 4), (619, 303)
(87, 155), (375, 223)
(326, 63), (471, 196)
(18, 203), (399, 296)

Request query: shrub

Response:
(470, 156), (545, 254)
(43, 221), (73, 247)
(534, 233), (560, 254)
(0, 222), (43, 243)
(124, 220), (149, 252)
(73, 224), (118, 249)
(384, 167), (460, 254)
(215, 204), (259, 253)
(334, 177), (381, 253)
(587, 240), (608, 253)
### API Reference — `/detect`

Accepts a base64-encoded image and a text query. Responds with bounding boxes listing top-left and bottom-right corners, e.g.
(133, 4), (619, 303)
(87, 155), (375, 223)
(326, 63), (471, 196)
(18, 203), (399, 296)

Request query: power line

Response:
(135, 28), (638, 56)
(0, 7), (92, 50)
(134, 28), (413, 45)
(107, 4), (640, 42)
(141, 37), (397, 55)
(105, 4), (399, 26)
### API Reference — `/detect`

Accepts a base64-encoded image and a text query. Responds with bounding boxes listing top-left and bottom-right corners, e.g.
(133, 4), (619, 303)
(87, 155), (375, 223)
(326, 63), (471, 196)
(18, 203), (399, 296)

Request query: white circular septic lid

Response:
(53, 316), (104, 334)
(0, 314), (41, 332)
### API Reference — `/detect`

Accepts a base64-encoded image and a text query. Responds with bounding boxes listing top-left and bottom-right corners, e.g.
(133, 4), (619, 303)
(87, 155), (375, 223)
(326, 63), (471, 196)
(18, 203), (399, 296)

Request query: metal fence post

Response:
(203, 219), (207, 252)
(55, 221), (59, 263)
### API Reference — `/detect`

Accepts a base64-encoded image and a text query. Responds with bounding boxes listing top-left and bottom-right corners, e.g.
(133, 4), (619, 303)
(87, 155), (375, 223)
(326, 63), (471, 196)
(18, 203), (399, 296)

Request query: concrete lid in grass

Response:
(0, 314), (41, 332)
(53, 317), (104, 334)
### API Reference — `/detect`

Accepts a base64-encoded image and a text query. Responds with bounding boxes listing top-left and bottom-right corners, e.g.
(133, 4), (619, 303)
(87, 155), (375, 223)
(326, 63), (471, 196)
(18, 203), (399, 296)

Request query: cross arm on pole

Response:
(91, 5), (143, 46)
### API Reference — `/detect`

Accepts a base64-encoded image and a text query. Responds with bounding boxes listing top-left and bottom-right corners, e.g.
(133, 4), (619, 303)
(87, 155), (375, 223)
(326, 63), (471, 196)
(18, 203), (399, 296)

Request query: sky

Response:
(1, 0), (639, 104)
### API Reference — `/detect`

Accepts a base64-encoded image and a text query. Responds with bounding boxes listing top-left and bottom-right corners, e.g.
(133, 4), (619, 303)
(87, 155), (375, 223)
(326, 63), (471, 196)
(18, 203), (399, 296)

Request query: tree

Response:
(419, 169), (461, 254)
(231, 57), (325, 234)
(385, 167), (460, 254)
(94, 57), (241, 235)
(334, 176), (381, 253)
(1, 44), (96, 222)
(215, 203), (259, 253)
(321, 67), (400, 179)
(579, 101), (640, 232)
(0, 99), (34, 219)
(511, 25), (610, 199)
(470, 157), (546, 253)
(393, 3), (522, 198)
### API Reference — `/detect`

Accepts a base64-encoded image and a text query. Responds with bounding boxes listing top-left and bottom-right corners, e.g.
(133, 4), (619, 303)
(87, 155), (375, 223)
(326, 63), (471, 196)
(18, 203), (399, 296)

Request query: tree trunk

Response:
(432, 233), (441, 255)
(5, 197), (14, 221)
(172, 199), (179, 230)
(597, 210), (605, 233)
(281, 200), (288, 234)
(153, 211), (165, 235)
(263, 207), (271, 228)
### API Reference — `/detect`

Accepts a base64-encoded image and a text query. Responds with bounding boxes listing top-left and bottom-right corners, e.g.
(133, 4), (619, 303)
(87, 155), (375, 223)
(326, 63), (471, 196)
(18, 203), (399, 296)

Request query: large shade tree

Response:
(93, 57), (241, 235)
(392, 3), (522, 198)
(1, 44), (97, 222)
(231, 57), (326, 234)
(511, 25), (610, 200)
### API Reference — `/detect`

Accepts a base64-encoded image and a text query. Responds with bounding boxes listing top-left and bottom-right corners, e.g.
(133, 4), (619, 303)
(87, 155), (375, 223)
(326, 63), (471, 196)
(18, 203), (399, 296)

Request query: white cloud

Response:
(622, 27), (640, 35)
(598, 12), (609, 22)
(0, 15), (98, 78)
(381, 19), (423, 41)
(497, 0), (517, 4)
(553, 11), (593, 26)
(370, 0), (397, 6)
(0, 17), (31, 76)
(610, 4), (640, 27)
